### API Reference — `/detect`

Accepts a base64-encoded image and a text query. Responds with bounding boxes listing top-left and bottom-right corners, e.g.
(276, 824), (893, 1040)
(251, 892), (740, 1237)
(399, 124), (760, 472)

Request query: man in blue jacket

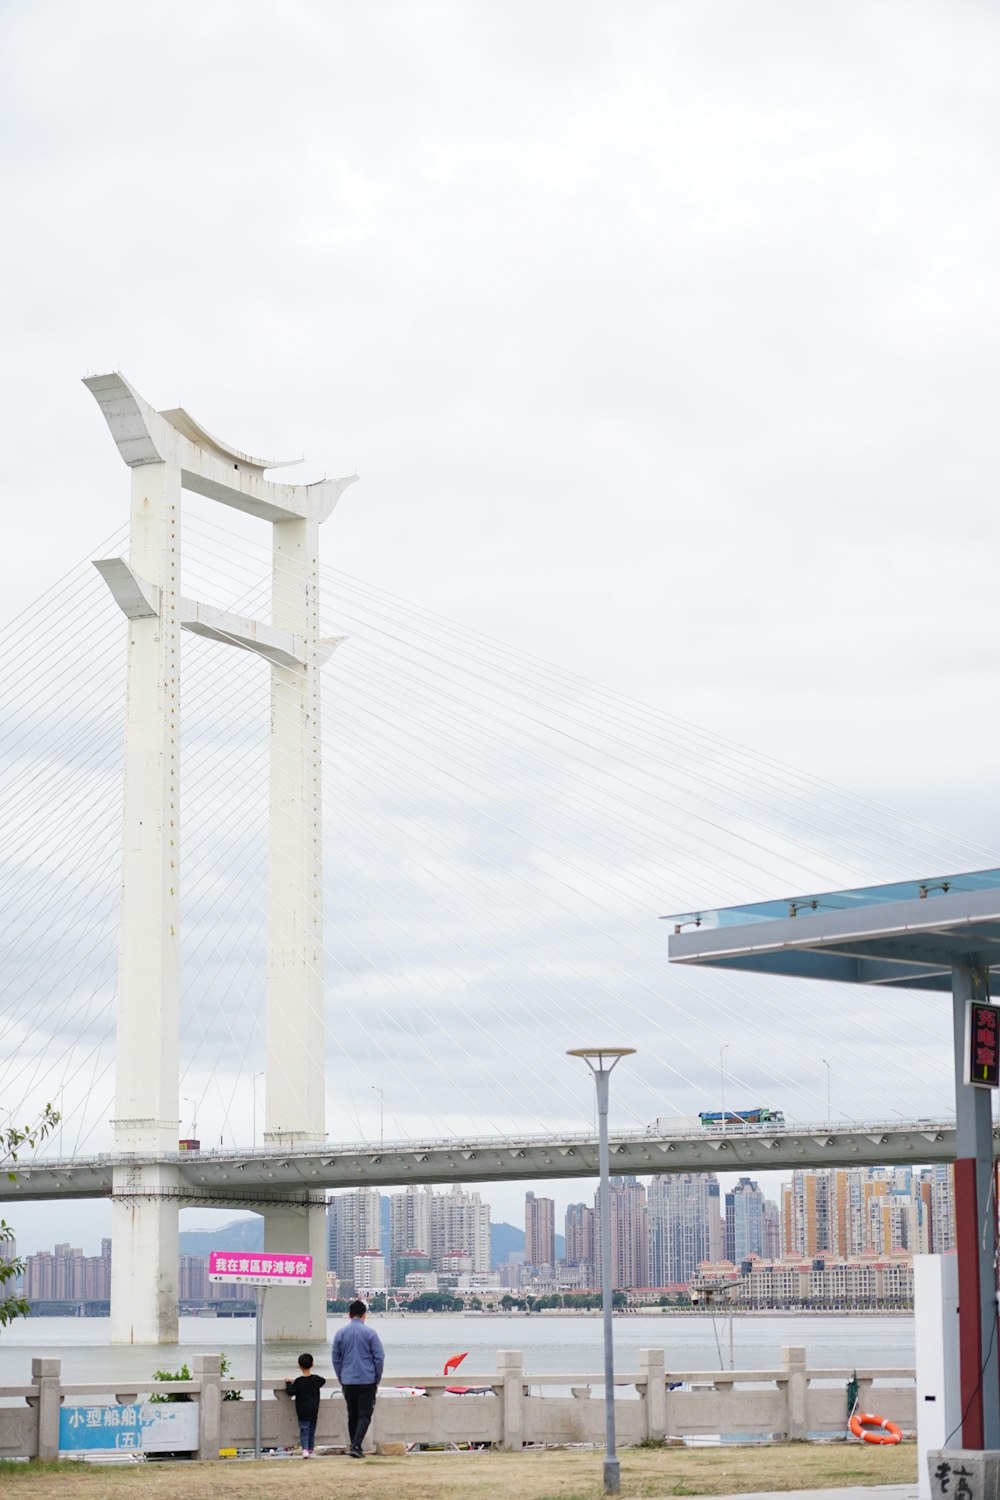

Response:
(332, 1299), (385, 1457)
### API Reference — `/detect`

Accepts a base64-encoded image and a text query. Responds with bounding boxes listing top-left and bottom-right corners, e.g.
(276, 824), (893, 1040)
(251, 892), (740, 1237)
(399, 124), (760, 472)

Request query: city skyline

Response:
(13, 1161), (953, 1307)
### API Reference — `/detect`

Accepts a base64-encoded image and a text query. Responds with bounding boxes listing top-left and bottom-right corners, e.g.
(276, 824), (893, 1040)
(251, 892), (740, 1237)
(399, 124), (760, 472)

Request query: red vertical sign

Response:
(965, 1002), (1000, 1088)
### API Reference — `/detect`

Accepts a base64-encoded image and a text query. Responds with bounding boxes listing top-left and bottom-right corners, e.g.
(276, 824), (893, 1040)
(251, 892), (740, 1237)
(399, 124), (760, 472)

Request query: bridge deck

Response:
(1, 1119), (964, 1206)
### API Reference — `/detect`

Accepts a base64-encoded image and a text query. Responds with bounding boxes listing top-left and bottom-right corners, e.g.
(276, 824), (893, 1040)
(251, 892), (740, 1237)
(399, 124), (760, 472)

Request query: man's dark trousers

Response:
(343, 1383), (376, 1451)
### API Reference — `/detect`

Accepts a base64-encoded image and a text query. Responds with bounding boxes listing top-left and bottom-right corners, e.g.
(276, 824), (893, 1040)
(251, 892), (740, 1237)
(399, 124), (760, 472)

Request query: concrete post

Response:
(641, 1350), (665, 1440)
(639, 1348), (666, 1440)
(782, 1346), (808, 1440)
(263, 514), (328, 1337)
(497, 1349), (524, 1450)
(110, 457), (182, 1344)
(31, 1358), (61, 1462)
(928, 1449), (1000, 1499)
(193, 1353), (222, 1461)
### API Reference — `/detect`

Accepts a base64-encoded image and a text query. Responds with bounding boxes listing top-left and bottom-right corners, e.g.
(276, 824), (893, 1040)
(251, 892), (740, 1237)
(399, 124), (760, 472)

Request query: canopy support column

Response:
(951, 959), (999, 1448)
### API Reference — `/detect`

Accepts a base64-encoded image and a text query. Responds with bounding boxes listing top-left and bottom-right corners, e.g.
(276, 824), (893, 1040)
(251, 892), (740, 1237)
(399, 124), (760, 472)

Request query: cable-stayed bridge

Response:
(3, 373), (998, 1344)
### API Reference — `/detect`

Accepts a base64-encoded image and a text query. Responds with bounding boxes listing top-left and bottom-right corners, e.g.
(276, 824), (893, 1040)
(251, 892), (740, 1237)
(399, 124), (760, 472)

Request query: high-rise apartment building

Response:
(707, 1177), (723, 1265)
(927, 1164), (956, 1252)
(725, 1177), (765, 1263)
(354, 1250), (387, 1294)
(179, 1253), (208, 1301)
(525, 1192), (555, 1269)
(389, 1186), (434, 1284)
(782, 1166), (941, 1258)
(782, 1169), (830, 1257)
(22, 1239), (111, 1302)
(431, 1185), (491, 1273)
(328, 1188), (381, 1284)
(595, 1175), (648, 1290)
(648, 1172), (718, 1287)
(564, 1203), (595, 1269)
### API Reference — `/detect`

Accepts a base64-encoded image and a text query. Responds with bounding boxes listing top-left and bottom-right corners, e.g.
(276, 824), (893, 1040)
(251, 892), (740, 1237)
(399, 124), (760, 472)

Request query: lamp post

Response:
(183, 1097), (197, 1142)
(821, 1058), (831, 1125)
(371, 1085), (385, 1148)
(567, 1046), (635, 1496)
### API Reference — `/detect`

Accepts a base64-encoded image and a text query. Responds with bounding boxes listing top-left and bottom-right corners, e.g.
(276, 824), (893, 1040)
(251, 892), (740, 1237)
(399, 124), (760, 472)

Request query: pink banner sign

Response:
(208, 1250), (313, 1286)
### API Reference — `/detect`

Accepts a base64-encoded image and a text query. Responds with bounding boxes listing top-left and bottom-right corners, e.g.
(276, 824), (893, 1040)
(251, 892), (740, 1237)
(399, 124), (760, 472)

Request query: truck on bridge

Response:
(698, 1107), (785, 1129)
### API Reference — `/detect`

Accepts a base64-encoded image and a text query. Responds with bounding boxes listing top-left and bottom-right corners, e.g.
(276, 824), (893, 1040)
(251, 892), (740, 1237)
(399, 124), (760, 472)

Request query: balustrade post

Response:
(31, 1358), (61, 1461)
(782, 1345), (808, 1440)
(497, 1349), (524, 1450)
(193, 1352), (222, 1461)
(639, 1348), (667, 1440)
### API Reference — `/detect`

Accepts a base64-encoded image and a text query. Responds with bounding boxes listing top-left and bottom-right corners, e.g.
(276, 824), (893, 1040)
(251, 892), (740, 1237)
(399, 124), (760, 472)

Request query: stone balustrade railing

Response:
(0, 1346), (916, 1461)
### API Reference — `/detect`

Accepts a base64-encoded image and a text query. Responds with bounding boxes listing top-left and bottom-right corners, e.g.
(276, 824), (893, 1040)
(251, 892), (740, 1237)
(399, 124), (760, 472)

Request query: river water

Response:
(0, 1312), (914, 1388)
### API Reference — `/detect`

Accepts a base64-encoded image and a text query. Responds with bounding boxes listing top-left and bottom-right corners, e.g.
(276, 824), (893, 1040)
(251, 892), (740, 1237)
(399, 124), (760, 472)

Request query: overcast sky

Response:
(4, 0), (1000, 1252)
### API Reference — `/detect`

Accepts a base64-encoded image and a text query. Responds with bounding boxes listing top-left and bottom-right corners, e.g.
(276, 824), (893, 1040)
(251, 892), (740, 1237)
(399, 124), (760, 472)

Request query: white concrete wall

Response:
(0, 1347), (917, 1460)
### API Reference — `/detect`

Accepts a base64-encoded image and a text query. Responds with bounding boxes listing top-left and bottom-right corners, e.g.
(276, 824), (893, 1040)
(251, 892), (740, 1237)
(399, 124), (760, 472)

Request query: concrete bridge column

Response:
(265, 514), (326, 1154)
(261, 1201), (329, 1341)
(109, 456), (182, 1344)
(262, 514), (329, 1341)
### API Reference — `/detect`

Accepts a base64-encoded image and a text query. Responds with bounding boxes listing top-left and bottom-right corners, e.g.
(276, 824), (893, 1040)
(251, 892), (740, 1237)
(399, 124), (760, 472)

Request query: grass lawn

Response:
(0, 1441), (917, 1499)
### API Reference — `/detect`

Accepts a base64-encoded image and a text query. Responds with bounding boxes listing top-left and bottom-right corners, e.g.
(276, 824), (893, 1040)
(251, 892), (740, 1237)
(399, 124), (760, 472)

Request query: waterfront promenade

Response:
(1, 1346), (915, 1459)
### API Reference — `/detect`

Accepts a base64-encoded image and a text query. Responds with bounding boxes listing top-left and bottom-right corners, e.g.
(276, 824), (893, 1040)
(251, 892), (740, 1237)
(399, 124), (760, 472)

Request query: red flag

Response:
(443, 1351), (468, 1375)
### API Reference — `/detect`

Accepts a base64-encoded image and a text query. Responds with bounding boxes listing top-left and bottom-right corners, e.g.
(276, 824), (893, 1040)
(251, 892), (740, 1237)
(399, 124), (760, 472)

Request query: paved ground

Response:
(676, 1489), (920, 1500)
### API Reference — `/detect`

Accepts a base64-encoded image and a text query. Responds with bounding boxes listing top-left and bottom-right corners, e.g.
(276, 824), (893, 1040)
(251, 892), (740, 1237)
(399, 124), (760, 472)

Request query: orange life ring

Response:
(849, 1411), (902, 1444)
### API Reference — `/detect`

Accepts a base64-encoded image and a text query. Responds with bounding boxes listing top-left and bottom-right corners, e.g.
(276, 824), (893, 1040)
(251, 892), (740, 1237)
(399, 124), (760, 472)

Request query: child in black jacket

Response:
(285, 1352), (326, 1456)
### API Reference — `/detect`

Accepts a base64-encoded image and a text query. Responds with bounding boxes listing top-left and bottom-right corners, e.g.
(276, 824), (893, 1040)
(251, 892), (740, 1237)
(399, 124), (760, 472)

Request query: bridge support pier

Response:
(109, 1165), (180, 1345)
(262, 1202), (328, 1340)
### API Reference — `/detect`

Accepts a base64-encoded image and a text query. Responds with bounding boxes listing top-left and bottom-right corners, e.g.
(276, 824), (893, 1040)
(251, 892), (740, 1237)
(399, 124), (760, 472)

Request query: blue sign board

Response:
(59, 1402), (198, 1452)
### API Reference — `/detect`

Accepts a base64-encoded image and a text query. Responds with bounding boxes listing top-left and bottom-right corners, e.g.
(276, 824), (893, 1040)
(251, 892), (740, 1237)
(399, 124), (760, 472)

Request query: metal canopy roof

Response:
(665, 867), (1000, 990)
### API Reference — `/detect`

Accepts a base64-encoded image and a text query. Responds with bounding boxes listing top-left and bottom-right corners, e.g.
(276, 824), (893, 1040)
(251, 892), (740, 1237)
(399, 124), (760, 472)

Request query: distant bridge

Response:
(4, 1117), (965, 1209)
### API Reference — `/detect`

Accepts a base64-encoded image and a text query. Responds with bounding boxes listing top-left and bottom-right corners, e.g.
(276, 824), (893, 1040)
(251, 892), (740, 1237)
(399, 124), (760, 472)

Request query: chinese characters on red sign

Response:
(966, 1002), (1000, 1088)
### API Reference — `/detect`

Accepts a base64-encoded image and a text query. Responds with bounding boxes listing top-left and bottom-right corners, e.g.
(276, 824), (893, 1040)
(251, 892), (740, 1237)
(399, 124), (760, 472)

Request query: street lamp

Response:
(821, 1059), (831, 1125)
(567, 1046), (636, 1496)
(183, 1097), (198, 1141)
(371, 1085), (385, 1148)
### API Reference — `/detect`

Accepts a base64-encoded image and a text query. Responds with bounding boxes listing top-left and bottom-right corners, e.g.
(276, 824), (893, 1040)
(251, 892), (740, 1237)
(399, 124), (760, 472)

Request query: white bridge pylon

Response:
(86, 373), (356, 1345)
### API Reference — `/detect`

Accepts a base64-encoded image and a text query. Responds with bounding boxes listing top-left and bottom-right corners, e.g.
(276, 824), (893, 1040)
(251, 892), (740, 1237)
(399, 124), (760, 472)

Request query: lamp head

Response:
(566, 1046), (636, 1075)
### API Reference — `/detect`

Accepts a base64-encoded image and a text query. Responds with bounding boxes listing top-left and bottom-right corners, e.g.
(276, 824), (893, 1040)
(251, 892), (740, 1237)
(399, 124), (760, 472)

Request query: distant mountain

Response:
(179, 1217), (263, 1257)
(491, 1222), (564, 1270)
(178, 1208), (562, 1269)
(491, 1222), (522, 1268)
